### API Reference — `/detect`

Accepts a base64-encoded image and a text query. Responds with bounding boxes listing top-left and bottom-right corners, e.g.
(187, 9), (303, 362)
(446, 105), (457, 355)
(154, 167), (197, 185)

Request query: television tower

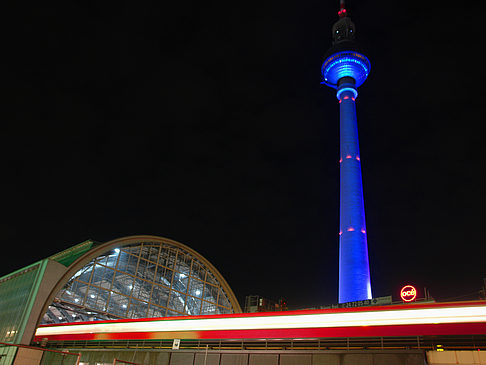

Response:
(321, 0), (372, 303)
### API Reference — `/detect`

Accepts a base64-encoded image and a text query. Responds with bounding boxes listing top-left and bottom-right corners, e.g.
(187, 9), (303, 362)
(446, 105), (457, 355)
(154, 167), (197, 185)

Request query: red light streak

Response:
(34, 301), (486, 342)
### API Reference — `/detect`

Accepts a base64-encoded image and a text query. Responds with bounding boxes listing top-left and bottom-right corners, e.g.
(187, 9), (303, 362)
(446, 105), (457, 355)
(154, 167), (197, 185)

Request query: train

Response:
(34, 300), (486, 342)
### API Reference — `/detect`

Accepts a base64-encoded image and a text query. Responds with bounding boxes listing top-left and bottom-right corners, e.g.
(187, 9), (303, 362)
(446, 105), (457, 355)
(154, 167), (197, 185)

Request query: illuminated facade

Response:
(0, 235), (241, 345)
(42, 236), (241, 324)
(321, 2), (372, 303)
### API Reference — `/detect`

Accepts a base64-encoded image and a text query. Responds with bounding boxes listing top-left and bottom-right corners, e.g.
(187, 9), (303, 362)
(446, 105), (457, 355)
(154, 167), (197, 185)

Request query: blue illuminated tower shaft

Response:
(338, 85), (371, 303)
(321, 6), (372, 303)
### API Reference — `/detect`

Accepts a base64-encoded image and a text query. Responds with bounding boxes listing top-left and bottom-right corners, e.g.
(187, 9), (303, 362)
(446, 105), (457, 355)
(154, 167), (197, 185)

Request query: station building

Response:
(0, 235), (241, 345)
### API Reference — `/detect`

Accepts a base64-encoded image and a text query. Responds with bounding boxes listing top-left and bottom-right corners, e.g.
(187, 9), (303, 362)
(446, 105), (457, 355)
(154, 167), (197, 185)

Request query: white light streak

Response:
(36, 305), (486, 337)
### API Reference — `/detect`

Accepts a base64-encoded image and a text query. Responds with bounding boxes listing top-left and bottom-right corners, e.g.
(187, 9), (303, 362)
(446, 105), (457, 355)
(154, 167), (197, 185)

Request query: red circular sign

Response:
(400, 285), (417, 302)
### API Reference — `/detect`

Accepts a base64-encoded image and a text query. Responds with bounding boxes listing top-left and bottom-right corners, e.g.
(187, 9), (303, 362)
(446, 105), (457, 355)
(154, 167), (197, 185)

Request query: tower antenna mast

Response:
(338, 0), (347, 17)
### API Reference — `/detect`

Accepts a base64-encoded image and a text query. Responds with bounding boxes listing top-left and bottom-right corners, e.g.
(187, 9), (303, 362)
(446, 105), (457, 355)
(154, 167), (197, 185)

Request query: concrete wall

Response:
(427, 351), (486, 364)
(21, 260), (67, 344)
(0, 346), (79, 365)
(12, 347), (43, 365)
(72, 349), (426, 365)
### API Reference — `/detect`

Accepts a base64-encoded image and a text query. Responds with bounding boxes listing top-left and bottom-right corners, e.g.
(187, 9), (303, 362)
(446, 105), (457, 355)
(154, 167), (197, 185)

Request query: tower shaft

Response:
(338, 85), (371, 303)
(321, 4), (372, 304)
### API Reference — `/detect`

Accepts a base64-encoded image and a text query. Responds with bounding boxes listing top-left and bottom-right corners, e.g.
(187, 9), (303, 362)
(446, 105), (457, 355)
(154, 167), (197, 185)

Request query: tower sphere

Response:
(321, 51), (370, 89)
(321, 16), (370, 89)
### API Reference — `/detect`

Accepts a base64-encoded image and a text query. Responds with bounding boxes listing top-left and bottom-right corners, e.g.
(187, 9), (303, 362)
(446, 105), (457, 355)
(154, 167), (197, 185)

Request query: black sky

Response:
(2, 1), (485, 308)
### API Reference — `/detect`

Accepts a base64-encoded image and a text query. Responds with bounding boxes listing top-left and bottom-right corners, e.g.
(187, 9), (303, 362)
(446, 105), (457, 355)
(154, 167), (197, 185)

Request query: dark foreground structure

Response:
(29, 299), (486, 364)
(0, 235), (486, 364)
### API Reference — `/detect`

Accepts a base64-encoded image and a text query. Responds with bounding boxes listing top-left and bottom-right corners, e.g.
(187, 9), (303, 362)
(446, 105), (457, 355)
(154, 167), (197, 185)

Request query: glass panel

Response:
(85, 286), (101, 309)
(124, 245), (141, 256)
(201, 300), (218, 315)
(150, 284), (169, 308)
(60, 285), (84, 306)
(167, 310), (182, 316)
(203, 283), (218, 303)
(106, 250), (120, 268)
(148, 246), (160, 264)
(191, 261), (206, 281)
(71, 280), (88, 305)
(140, 244), (152, 261)
(185, 296), (201, 315)
(95, 288), (110, 311)
(112, 271), (134, 296)
(168, 291), (186, 313)
(166, 248), (178, 269)
(128, 298), (148, 318)
(158, 246), (171, 267)
(95, 255), (108, 266)
(137, 259), (155, 282)
(117, 251), (139, 276)
(75, 265), (93, 284)
(176, 253), (192, 275)
(188, 279), (204, 299)
(173, 272), (188, 293)
(136, 258), (147, 276)
(125, 254), (139, 276)
(205, 271), (219, 286)
(157, 266), (173, 286)
(217, 288), (230, 309)
(100, 267), (115, 290)
(117, 251), (130, 272)
(148, 304), (166, 318)
(132, 277), (152, 303)
(91, 264), (106, 287)
(107, 292), (129, 317)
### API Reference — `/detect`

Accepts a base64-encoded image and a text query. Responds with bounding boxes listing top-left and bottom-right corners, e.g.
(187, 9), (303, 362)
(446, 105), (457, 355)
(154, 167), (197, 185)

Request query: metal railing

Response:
(42, 334), (486, 353)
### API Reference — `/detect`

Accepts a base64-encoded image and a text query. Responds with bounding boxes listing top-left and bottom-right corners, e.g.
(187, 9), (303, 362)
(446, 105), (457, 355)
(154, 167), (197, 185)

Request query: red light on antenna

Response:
(338, 8), (347, 17)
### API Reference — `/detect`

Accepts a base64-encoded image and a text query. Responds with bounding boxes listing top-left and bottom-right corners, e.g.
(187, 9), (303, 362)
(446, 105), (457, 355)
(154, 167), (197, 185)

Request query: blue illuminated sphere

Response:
(321, 51), (370, 88)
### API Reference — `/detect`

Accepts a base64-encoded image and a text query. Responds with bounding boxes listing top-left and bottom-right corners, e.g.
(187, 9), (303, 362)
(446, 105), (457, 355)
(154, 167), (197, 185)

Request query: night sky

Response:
(2, 1), (485, 309)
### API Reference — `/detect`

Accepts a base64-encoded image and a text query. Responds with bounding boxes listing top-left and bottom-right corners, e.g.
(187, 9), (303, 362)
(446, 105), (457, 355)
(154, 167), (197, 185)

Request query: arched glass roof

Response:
(41, 238), (239, 324)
